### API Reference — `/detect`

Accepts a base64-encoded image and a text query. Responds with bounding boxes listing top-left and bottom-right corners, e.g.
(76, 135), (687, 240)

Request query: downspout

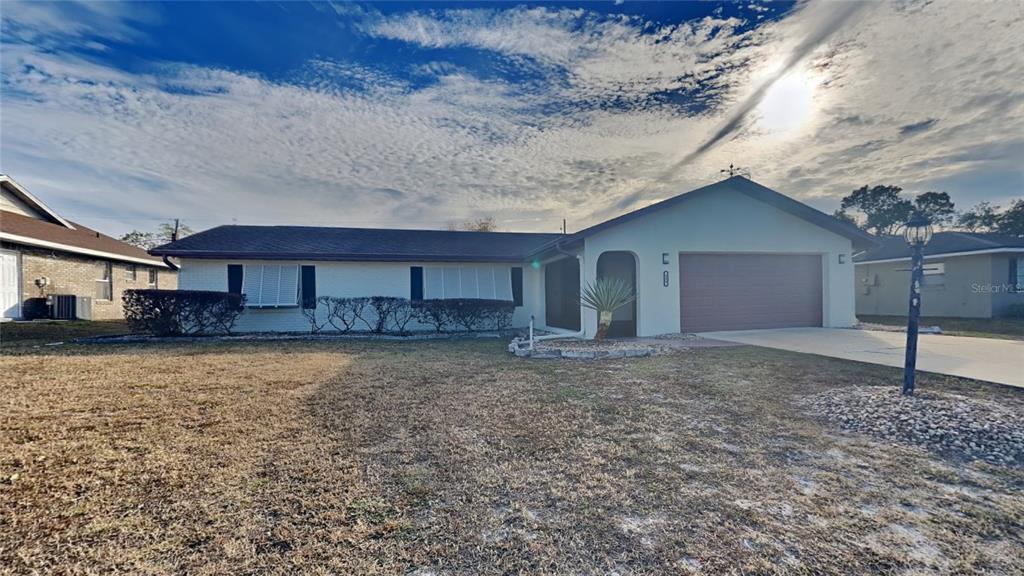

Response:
(162, 255), (180, 271)
(533, 238), (586, 342)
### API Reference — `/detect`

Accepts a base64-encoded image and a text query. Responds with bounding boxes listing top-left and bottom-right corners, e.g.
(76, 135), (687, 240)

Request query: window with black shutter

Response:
(301, 265), (316, 308)
(227, 264), (243, 294)
(511, 267), (523, 306)
(410, 266), (424, 300)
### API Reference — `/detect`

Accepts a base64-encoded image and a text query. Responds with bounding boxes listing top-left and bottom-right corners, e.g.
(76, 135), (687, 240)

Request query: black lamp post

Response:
(901, 213), (933, 396)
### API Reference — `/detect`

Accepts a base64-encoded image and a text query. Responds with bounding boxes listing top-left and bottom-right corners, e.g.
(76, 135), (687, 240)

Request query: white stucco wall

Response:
(178, 259), (539, 332)
(579, 187), (857, 338)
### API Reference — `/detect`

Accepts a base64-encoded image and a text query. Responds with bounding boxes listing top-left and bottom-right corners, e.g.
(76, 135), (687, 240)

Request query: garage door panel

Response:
(679, 253), (822, 332)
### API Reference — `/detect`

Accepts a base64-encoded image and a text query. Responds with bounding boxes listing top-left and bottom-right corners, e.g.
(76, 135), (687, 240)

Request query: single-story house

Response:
(1, 174), (178, 321)
(855, 232), (1024, 319)
(151, 176), (875, 338)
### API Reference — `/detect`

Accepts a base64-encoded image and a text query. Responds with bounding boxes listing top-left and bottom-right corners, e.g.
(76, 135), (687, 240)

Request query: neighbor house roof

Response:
(526, 175), (878, 257)
(150, 225), (562, 262)
(855, 232), (1024, 263)
(1, 210), (170, 268)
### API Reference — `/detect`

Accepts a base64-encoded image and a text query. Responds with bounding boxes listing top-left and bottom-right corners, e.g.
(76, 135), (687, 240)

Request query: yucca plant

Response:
(579, 277), (636, 341)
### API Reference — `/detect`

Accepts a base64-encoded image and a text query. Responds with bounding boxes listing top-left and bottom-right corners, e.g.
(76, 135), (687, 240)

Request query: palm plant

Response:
(579, 277), (636, 341)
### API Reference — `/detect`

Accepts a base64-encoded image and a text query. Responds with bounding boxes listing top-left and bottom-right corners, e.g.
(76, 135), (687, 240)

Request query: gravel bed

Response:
(800, 386), (1024, 466)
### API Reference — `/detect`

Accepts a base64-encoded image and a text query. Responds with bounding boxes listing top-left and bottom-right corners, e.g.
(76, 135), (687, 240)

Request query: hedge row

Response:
(122, 290), (515, 336)
(123, 289), (245, 336)
(304, 296), (514, 335)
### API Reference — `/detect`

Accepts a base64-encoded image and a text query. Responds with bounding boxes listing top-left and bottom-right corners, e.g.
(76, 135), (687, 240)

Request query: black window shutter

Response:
(1011, 258), (1018, 292)
(511, 267), (524, 306)
(410, 267), (424, 300)
(301, 265), (316, 308)
(227, 265), (243, 294)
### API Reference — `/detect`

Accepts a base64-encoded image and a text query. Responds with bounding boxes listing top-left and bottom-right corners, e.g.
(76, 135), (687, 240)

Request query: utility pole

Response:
(171, 218), (180, 242)
(562, 218), (566, 234)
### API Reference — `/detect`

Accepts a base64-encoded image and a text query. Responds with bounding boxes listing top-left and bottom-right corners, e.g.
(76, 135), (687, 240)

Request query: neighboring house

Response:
(151, 176), (875, 338)
(0, 175), (177, 320)
(855, 232), (1024, 319)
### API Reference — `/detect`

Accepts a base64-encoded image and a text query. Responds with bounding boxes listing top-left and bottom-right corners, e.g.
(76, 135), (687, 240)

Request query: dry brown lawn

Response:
(1, 340), (1022, 575)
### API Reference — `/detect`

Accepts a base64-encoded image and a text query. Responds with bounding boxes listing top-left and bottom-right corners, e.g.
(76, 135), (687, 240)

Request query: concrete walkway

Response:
(698, 327), (1024, 388)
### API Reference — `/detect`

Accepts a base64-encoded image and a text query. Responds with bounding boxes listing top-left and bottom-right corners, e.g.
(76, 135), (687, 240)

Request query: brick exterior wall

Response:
(2, 242), (177, 320)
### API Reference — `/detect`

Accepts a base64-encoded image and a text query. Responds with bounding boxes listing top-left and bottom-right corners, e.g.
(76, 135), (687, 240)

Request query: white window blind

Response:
(241, 264), (299, 307)
(423, 265), (514, 300)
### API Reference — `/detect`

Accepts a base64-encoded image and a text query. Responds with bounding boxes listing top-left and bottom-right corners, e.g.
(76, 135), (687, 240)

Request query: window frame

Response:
(125, 264), (137, 282)
(95, 261), (113, 301)
(241, 264), (300, 308)
(423, 265), (514, 301)
(922, 262), (945, 290)
(147, 268), (158, 288)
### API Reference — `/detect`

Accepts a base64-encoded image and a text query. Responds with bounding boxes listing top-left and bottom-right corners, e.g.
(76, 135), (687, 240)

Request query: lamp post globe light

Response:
(902, 213), (933, 396)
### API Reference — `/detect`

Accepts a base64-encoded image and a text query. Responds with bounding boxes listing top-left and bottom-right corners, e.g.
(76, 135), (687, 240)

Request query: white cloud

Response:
(0, 1), (1021, 238)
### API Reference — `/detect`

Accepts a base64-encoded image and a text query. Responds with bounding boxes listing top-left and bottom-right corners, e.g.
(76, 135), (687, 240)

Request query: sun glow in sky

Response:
(1, 1), (1021, 235)
(756, 69), (817, 134)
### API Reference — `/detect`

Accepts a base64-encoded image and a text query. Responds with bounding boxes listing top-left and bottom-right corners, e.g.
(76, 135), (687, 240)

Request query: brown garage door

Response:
(679, 253), (822, 332)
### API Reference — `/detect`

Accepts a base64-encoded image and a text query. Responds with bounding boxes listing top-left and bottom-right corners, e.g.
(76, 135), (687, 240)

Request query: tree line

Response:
(833, 185), (1023, 237)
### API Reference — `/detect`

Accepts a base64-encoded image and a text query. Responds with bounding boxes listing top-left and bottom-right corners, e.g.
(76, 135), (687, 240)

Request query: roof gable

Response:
(0, 175), (75, 229)
(529, 176), (877, 256)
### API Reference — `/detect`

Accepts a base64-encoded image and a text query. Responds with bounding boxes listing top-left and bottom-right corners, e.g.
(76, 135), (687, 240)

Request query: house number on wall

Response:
(663, 270), (670, 287)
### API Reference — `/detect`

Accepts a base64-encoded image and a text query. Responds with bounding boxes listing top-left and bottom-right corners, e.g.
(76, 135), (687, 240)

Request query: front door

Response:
(544, 257), (581, 330)
(597, 251), (637, 337)
(0, 250), (21, 320)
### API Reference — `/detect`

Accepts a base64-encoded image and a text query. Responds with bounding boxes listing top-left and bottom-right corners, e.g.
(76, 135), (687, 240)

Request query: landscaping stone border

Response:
(507, 336), (699, 359)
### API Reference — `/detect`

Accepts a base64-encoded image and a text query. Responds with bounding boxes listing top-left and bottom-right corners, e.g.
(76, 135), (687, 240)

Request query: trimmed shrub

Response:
(388, 299), (417, 335)
(123, 289), (245, 336)
(320, 296), (367, 334)
(368, 297), (405, 333)
(447, 298), (515, 332)
(412, 299), (452, 333)
(306, 296), (515, 335)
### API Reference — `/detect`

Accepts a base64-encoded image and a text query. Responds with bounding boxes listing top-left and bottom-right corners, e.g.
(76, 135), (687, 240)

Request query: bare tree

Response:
(447, 216), (497, 232)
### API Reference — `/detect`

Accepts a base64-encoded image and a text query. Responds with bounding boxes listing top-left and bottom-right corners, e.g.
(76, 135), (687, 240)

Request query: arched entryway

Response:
(597, 251), (637, 338)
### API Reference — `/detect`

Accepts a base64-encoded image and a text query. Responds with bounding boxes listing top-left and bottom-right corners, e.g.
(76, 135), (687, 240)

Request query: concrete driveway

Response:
(698, 327), (1024, 388)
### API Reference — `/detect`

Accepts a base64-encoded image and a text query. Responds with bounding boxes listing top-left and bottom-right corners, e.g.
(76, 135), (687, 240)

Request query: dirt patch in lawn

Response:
(2, 341), (1023, 574)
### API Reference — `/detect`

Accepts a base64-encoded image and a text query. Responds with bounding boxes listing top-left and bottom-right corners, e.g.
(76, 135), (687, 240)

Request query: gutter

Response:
(854, 247), (1024, 265)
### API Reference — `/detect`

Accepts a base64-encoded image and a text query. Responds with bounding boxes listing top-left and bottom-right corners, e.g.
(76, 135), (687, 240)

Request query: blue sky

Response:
(1, 1), (1021, 235)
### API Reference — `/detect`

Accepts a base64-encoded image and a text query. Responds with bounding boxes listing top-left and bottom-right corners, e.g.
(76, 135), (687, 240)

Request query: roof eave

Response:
(148, 249), (535, 263)
(2, 231), (171, 268)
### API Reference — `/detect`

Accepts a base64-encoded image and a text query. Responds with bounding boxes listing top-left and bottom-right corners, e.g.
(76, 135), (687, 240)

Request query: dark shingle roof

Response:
(527, 176), (878, 257)
(151, 225), (561, 262)
(152, 176), (880, 262)
(1, 210), (168, 266)
(854, 232), (1024, 262)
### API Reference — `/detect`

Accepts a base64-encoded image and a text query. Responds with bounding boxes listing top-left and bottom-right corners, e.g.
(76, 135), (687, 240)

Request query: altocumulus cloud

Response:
(0, 1), (1021, 236)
